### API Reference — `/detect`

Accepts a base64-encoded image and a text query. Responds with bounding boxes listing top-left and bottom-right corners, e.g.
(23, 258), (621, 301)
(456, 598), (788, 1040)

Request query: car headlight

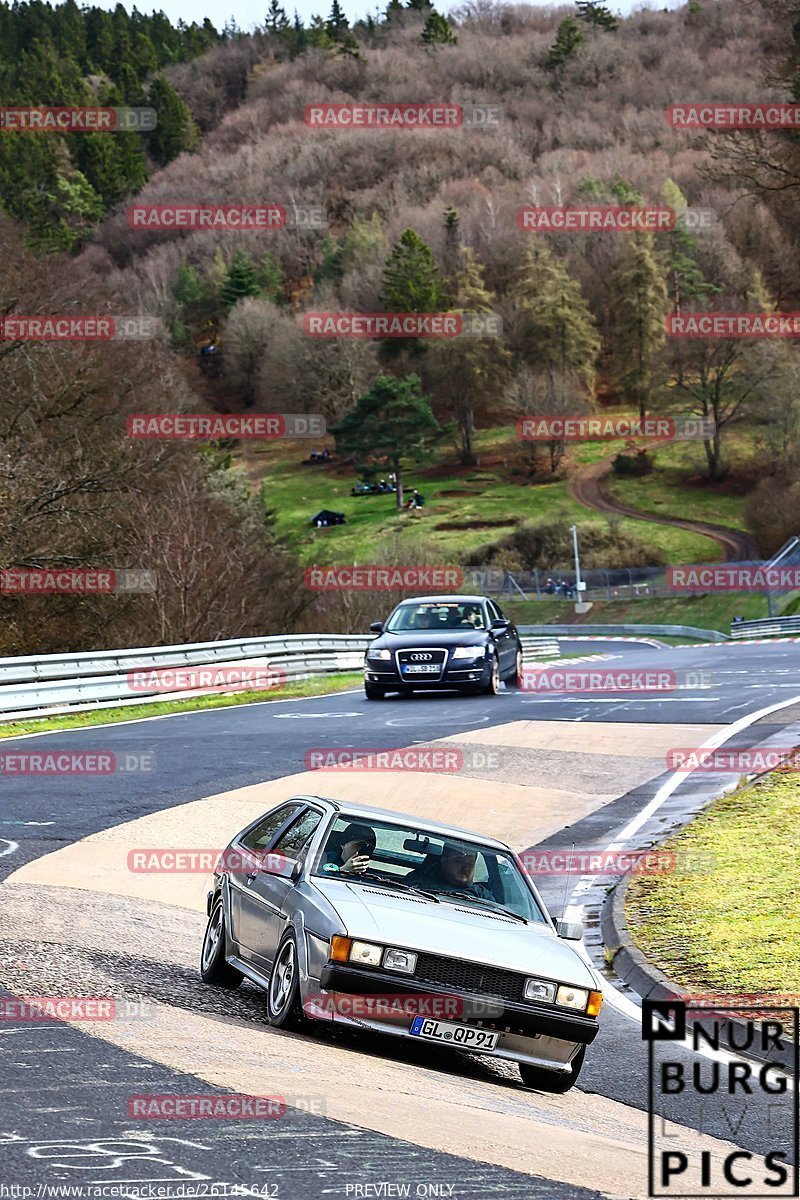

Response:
(331, 935), (382, 966)
(349, 940), (383, 967)
(383, 947), (417, 975)
(366, 648), (391, 661)
(556, 984), (589, 1011)
(451, 645), (484, 660)
(524, 977), (556, 1004)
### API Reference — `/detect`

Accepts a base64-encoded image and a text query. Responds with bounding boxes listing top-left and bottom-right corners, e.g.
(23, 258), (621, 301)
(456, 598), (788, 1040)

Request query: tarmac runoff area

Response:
(2, 717), (753, 1199)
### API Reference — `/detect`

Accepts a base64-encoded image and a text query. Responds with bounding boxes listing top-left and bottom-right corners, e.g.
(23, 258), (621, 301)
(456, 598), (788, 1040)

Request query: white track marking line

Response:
(0, 689), (363, 742)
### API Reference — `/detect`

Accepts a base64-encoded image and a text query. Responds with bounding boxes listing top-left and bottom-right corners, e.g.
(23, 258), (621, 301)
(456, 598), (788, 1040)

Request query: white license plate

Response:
(409, 1017), (498, 1051)
(402, 664), (439, 674)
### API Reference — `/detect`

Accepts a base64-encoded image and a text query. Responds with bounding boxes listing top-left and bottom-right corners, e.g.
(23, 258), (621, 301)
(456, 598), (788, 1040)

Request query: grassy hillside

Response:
(246, 426), (722, 566)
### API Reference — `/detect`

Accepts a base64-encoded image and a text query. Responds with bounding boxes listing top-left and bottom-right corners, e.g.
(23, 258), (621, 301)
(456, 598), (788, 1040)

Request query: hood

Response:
(372, 630), (489, 649)
(313, 876), (595, 989)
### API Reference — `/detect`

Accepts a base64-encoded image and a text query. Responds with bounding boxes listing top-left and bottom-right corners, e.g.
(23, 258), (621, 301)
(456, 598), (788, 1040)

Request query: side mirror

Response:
(491, 618), (509, 632)
(369, 621), (383, 633)
(260, 852), (300, 880)
(555, 919), (584, 941)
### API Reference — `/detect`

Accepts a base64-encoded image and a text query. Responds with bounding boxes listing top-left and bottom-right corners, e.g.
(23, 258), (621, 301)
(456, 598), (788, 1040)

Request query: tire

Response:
(266, 930), (306, 1029)
(480, 653), (501, 695)
(519, 1046), (585, 1093)
(364, 682), (387, 700)
(507, 646), (524, 687)
(200, 897), (243, 988)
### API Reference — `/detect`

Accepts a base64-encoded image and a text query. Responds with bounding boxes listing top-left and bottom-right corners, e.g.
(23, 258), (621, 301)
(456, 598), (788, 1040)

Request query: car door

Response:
(227, 803), (302, 953)
(235, 805), (324, 974)
(487, 599), (516, 673)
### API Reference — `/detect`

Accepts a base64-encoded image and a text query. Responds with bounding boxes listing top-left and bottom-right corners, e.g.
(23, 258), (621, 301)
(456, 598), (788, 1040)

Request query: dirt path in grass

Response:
(568, 454), (758, 562)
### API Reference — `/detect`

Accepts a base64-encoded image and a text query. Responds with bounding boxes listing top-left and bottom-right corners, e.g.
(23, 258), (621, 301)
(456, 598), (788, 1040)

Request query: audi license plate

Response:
(402, 664), (439, 674)
(409, 1017), (498, 1051)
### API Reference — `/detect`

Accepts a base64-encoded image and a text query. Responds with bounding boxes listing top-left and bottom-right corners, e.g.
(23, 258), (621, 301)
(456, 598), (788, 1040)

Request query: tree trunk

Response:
(460, 408), (476, 466)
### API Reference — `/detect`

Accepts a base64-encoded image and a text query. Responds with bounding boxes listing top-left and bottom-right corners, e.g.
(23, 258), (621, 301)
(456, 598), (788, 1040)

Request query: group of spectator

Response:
(544, 577), (577, 599)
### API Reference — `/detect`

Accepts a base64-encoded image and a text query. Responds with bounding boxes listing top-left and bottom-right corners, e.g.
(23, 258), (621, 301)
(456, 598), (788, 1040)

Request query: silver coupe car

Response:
(200, 796), (604, 1092)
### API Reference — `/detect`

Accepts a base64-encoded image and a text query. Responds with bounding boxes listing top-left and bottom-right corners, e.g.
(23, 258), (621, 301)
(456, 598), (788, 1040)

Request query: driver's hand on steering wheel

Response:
(342, 854), (370, 874)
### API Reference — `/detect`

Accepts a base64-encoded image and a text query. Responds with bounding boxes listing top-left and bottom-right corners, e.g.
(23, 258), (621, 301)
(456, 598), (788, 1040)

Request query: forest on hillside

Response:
(2, 0), (800, 651)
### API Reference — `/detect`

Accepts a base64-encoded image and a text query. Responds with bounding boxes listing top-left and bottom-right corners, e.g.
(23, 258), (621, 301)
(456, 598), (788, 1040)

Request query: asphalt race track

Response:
(1, 635), (798, 1199)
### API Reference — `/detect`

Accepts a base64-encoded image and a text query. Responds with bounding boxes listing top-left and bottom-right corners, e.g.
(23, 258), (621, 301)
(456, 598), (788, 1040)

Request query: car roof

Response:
(394, 595), (489, 606)
(296, 794), (511, 851)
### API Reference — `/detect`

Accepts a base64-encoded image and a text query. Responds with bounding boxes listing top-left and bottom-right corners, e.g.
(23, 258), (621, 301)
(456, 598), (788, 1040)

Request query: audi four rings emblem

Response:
(410, 652), (433, 661)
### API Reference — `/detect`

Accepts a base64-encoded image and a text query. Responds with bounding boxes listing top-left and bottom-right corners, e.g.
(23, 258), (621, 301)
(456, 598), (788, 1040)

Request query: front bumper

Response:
(314, 963), (599, 1069)
(364, 658), (489, 689)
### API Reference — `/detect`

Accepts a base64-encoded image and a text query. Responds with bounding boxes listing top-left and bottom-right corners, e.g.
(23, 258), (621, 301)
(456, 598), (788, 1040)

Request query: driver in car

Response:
(406, 840), (495, 901)
(321, 823), (376, 876)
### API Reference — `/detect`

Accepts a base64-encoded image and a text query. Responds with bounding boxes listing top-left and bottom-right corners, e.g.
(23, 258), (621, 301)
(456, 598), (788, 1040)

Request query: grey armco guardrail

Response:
(730, 616), (800, 638)
(518, 623), (729, 642)
(0, 633), (561, 721)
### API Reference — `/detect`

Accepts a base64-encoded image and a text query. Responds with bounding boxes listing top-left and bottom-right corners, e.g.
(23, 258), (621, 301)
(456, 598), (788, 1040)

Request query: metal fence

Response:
(730, 616), (800, 639)
(0, 632), (561, 722)
(518, 624), (728, 642)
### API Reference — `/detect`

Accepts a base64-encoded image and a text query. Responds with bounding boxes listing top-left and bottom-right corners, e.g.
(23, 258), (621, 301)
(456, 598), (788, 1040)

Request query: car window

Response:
(273, 808), (323, 861)
(313, 816), (546, 923)
(239, 805), (300, 852)
(493, 600), (507, 620)
(384, 602), (486, 632)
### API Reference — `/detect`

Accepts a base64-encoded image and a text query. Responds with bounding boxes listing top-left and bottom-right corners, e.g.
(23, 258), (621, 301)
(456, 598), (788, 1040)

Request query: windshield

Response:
(384, 602), (486, 633)
(313, 816), (547, 924)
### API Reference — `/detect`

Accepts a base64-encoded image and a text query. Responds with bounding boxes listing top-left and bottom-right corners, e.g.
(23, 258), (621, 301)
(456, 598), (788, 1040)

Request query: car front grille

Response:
(395, 648), (447, 680)
(413, 951), (526, 1004)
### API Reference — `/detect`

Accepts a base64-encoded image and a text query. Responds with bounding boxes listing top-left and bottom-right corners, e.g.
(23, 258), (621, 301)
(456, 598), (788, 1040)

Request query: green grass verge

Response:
(625, 770), (800, 995)
(249, 425), (729, 567)
(0, 672), (364, 739)
(607, 469), (748, 534)
(503, 592), (772, 633)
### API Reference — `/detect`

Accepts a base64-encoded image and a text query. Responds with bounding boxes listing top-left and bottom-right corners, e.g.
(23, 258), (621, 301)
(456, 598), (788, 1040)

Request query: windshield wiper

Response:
(432, 890), (528, 924)
(346, 869), (440, 902)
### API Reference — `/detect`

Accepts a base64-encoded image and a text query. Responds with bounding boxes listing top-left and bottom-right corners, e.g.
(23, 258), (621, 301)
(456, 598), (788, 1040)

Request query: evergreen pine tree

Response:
(221, 252), (262, 310)
(422, 10), (456, 45)
(147, 75), (198, 165)
(511, 241), (600, 389)
(546, 16), (583, 69)
(382, 228), (445, 312)
(609, 236), (670, 419)
(576, 2), (618, 32)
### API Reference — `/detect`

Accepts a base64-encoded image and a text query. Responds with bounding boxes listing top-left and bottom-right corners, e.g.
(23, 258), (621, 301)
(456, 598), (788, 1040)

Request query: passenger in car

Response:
(321, 823), (376, 876)
(405, 841), (495, 901)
